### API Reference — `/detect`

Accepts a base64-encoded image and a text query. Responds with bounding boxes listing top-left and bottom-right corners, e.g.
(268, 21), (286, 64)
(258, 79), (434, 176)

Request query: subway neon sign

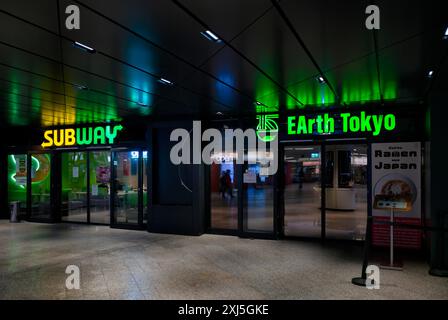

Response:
(287, 112), (396, 136)
(41, 124), (123, 148)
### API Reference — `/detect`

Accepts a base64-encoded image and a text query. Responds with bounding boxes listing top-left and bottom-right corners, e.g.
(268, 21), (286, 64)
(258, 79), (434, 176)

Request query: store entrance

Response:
(282, 143), (368, 241)
(59, 149), (148, 228)
(60, 151), (112, 224)
(61, 150), (112, 224)
(283, 145), (323, 238)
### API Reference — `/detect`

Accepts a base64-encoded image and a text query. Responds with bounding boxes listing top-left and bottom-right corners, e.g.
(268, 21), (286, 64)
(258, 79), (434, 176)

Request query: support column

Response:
(428, 83), (448, 276)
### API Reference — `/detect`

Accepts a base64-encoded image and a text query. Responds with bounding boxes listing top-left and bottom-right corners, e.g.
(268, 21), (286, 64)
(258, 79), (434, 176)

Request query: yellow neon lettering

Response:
(65, 129), (76, 146)
(54, 129), (64, 147)
(41, 130), (54, 148)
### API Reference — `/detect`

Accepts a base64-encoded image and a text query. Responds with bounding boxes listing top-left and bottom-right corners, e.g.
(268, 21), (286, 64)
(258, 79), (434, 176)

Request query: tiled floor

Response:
(0, 221), (447, 300)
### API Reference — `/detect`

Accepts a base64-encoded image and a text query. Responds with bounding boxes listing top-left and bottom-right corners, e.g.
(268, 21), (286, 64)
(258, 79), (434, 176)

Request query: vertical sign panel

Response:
(371, 142), (422, 249)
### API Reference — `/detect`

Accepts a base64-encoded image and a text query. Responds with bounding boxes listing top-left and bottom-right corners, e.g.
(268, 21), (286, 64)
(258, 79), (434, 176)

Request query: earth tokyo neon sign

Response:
(41, 124), (123, 148)
(287, 112), (396, 136)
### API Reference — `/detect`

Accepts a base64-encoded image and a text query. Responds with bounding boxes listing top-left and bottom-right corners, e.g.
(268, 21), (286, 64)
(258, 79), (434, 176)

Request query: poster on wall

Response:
(96, 166), (110, 184)
(371, 142), (422, 249)
(15, 155), (27, 186)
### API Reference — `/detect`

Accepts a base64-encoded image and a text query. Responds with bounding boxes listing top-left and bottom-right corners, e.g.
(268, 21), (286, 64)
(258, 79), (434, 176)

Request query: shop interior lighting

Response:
(444, 26), (448, 39)
(428, 70), (434, 78)
(317, 76), (326, 84)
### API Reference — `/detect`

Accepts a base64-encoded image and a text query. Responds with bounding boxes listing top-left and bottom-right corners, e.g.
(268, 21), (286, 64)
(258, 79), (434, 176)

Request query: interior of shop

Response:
(284, 144), (367, 240)
(7, 150), (148, 226)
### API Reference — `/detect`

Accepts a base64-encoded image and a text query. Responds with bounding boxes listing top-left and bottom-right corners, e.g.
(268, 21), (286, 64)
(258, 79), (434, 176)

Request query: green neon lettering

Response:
(360, 112), (372, 132)
(287, 116), (296, 135)
(105, 125), (123, 144)
(307, 118), (316, 133)
(297, 116), (308, 134)
(272, 112), (396, 137)
(384, 114), (396, 131)
(93, 127), (106, 144)
(349, 116), (360, 132)
(340, 113), (351, 133)
(315, 115), (323, 133)
(76, 127), (93, 145)
(324, 113), (334, 133)
(371, 114), (384, 136)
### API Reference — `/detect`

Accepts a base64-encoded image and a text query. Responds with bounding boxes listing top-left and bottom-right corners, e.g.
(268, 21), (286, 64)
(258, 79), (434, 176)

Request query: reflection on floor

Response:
(62, 209), (139, 225)
(0, 222), (445, 300)
(62, 210), (111, 224)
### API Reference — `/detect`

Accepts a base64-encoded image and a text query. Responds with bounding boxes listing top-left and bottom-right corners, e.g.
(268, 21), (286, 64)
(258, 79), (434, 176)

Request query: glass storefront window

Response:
(7, 154), (28, 217)
(143, 151), (148, 225)
(30, 153), (52, 219)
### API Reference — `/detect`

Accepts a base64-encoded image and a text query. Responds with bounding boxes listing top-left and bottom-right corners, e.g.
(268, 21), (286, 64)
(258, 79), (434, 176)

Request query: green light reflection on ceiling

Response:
(7, 74), (28, 126)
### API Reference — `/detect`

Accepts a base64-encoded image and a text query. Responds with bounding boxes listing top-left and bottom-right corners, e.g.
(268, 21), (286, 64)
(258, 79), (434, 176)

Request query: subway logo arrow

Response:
(41, 124), (123, 148)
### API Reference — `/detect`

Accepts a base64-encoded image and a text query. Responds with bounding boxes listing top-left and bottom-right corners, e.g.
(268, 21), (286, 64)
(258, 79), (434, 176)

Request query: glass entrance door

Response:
(324, 144), (368, 240)
(283, 146), (322, 238)
(243, 150), (275, 235)
(282, 143), (368, 240)
(61, 152), (88, 223)
(89, 151), (111, 224)
(112, 150), (141, 226)
(210, 160), (238, 231)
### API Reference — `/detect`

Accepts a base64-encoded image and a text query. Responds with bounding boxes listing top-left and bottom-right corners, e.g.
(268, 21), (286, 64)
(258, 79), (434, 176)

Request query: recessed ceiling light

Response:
(216, 112), (223, 115)
(73, 41), (96, 53)
(255, 101), (262, 106)
(428, 70), (434, 78)
(200, 30), (221, 43)
(158, 78), (173, 85)
(73, 83), (88, 90)
(444, 26), (448, 39)
(317, 76), (326, 84)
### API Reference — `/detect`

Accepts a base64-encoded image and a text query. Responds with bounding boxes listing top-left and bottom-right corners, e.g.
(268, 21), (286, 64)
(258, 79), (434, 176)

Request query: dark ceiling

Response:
(0, 0), (446, 127)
